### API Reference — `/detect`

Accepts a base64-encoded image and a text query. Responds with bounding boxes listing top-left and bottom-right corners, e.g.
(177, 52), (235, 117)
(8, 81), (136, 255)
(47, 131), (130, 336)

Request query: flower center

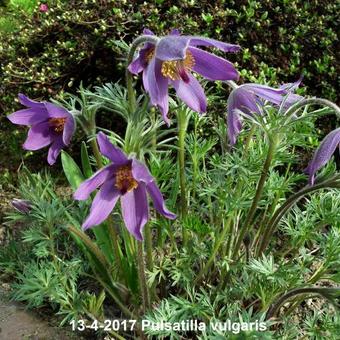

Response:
(48, 117), (66, 134)
(115, 165), (138, 193)
(161, 51), (195, 82)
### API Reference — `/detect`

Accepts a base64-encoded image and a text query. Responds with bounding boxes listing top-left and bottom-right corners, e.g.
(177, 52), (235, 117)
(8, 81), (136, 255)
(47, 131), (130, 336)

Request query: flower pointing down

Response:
(129, 29), (240, 125)
(305, 128), (340, 185)
(7, 94), (75, 165)
(73, 132), (176, 241)
(227, 79), (303, 144)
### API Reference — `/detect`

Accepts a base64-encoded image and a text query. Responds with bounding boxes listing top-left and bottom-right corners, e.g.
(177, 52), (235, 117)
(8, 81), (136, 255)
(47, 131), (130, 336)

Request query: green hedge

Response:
(0, 0), (338, 173)
(0, 0), (338, 111)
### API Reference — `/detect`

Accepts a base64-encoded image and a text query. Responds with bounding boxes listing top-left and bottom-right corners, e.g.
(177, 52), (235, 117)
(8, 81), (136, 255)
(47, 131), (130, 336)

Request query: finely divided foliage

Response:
(3, 26), (340, 339)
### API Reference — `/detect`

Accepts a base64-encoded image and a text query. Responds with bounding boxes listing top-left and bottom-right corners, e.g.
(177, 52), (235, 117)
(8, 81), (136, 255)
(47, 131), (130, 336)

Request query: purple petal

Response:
(227, 109), (243, 145)
(18, 93), (45, 109)
(44, 102), (70, 118)
(97, 132), (128, 165)
(189, 47), (239, 81)
(7, 108), (48, 126)
(63, 113), (76, 145)
(227, 87), (260, 144)
(128, 29), (155, 75)
(172, 74), (207, 113)
(170, 29), (181, 35)
(228, 87), (259, 116)
(188, 36), (241, 53)
(23, 122), (54, 150)
(131, 158), (154, 184)
(74, 164), (116, 200)
(305, 128), (340, 185)
(120, 183), (149, 241)
(280, 76), (303, 91)
(155, 36), (190, 61)
(82, 178), (120, 230)
(146, 181), (176, 219)
(128, 43), (155, 75)
(146, 58), (169, 124)
(143, 28), (154, 35)
(128, 57), (145, 74)
(243, 84), (287, 105)
(47, 136), (64, 165)
(11, 199), (32, 214)
(142, 68), (149, 92)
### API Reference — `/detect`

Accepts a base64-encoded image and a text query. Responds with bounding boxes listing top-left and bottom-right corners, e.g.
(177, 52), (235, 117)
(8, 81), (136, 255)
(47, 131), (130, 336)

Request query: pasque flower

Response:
(305, 127), (340, 185)
(129, 29), (240, 125)
(227, 80), (303, 144)
(7, 94), (75, 165)
(74, 132), (176, 241)
(11, 199), (32, 214)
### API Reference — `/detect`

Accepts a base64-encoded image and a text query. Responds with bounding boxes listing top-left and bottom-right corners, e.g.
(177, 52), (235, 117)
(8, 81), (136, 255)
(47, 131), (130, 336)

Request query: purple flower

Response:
(227, 79), (303, 144)
(305, 128), (340, 185)
(129, 29), (240, 125)
(73, 132), (176, 241)
(7, 94), (76, 165)
(11, 199), (32, 214)
(39, 4), (48, 12)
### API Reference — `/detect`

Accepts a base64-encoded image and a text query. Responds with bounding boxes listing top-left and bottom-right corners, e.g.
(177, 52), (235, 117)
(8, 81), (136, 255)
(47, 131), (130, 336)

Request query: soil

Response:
(0, 287), (80, 340)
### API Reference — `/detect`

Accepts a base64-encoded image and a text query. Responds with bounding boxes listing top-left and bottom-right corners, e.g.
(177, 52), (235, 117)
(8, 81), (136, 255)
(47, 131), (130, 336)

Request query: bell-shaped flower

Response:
(73, 132), (176, 241)
(129, 29), (240, 125)
(7, 94), (75, 165)
(305, 128), (340, 185)
(11, 199), (32, 214)
(227, 79), (303, 144)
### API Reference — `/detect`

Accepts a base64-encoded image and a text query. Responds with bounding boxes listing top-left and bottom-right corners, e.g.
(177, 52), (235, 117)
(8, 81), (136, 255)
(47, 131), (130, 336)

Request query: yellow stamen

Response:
(161, 51), (195, 81)
(115, 165), (138, 193)
(48, 117), (66, 134)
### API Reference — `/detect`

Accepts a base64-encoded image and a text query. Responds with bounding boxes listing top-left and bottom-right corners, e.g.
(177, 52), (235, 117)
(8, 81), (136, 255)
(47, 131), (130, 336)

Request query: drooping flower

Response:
(73, 132), (176, 241)
(7, 94), (76, 165)
(39, 4), (48, 12)
(129, 29), (240, 125)
(305, 128), (340, 185)
(11, 199), (32, 214)
(227, 79), (303, 144)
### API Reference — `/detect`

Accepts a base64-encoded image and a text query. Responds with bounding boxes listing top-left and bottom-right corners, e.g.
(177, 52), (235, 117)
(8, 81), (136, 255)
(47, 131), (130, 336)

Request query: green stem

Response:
(144, 224), (156, 300)
(258, 175), (340, 254)
(232, 136), (277, 259)
(194, 218), (232, 285)
(90, 138), (103, 168)
(177, 108), (189, 245)
(284, 97), (340, 120)
(266, 287), (340, 320)
(137, 241), (150, 313)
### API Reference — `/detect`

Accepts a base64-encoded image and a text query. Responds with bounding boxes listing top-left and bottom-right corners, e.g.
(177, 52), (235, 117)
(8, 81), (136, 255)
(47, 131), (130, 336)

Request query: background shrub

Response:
(0, 0), (338, 174)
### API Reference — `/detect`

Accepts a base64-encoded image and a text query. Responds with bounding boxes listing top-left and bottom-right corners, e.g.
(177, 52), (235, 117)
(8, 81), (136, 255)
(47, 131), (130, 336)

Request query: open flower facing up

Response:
(74, 132), (176, 241)
(227, 80), (303, 144)
(7, 94), (75, 165)
(305, 128), (340, 185)
(129, 29), (240, 125)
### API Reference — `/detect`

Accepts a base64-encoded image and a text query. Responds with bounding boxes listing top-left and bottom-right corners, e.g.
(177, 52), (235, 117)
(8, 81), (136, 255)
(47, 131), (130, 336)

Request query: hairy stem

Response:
(232, 136), (277, 259)
(137, 241), (150, 313)
(177, 108), (189, 245)
(194, 218), (232, 285)
(258, 175), (340, 254)
(144, 223), (156, 300)
(266, 287), (340, 320)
